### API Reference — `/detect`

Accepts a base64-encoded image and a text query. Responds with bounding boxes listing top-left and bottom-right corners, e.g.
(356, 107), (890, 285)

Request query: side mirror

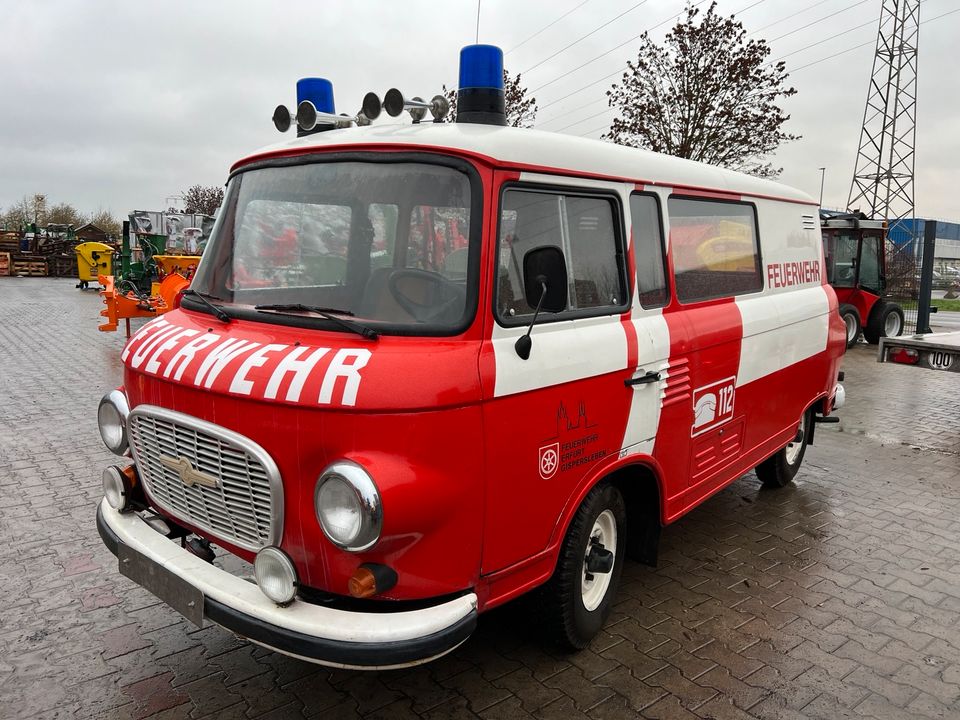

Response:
(522, 246), (567, 313)
(515, 246), (568, 360)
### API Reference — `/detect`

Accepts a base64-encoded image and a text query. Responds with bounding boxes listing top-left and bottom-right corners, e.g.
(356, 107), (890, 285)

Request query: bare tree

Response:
(87, 208), (121, 237)
(443, 69), (538, 128)
(182, 185), (224, 215)
(1, 197), (31, 229)
(47, 202), (87, 227)
(605, 2), (798, 178)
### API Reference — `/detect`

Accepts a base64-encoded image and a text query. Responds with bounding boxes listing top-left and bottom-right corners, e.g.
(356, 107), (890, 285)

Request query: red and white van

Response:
(95, 46), (846, 669)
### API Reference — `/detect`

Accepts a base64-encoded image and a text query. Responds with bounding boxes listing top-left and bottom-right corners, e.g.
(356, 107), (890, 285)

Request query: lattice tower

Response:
(846, 0), (920, 224)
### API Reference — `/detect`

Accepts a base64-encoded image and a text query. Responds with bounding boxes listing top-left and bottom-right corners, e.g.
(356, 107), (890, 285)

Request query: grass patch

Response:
(932, 298), (960, 312)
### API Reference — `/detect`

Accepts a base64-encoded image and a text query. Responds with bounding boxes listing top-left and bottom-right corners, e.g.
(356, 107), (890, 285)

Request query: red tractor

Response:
(821, 211), (905, 349)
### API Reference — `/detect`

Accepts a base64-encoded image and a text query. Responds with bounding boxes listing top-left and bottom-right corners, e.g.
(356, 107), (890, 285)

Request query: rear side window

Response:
(668, 198), (761, 303)
(630, 194), (668, 308)
(497, 188), (626, 320)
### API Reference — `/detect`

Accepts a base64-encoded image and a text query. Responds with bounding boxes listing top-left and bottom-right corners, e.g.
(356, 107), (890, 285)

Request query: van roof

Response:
(233, 124), (816, 207)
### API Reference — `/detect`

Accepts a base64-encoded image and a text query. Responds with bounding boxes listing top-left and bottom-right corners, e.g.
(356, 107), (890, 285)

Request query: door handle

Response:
(625, 371), (661, 387)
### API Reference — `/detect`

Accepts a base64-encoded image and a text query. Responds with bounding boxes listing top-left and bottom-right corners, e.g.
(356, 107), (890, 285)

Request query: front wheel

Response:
(539, 483), (626, 650)
(756, 408), (813, 488)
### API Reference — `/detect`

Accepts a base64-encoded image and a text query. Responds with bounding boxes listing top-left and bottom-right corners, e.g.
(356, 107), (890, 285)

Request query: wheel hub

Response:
(581, 509), (617, 612)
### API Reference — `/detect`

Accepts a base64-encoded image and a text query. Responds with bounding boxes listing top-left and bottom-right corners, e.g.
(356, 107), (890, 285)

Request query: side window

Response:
(667, 197), (761, 303)
(629, 194), (668, 308)
(497, 188), (625, 319)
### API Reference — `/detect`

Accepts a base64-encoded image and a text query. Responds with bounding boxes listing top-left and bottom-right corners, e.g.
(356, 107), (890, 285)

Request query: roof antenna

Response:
(475, 0), (481, 43)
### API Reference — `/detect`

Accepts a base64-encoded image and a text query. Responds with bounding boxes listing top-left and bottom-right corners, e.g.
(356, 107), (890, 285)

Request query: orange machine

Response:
(98, 255), (201, 335)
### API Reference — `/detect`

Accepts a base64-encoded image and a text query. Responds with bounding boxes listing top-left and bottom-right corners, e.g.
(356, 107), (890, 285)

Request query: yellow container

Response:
(75, 242), (113, 283)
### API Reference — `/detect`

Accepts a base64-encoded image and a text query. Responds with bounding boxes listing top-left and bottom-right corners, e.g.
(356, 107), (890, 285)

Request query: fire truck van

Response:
(95, 45), (846, 669)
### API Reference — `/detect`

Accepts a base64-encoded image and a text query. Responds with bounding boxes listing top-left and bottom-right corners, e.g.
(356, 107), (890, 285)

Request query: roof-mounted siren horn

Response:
(382, 89), (449, 123)
(358, 92), (383, 126)
(456, 44), (506, 126)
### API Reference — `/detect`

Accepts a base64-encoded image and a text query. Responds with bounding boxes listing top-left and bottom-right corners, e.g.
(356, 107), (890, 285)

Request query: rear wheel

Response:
(756, 408), (812, 488)
(863, 302), (904, 344)
(838, 304), (861, 349)
(540, 483), (626, 650)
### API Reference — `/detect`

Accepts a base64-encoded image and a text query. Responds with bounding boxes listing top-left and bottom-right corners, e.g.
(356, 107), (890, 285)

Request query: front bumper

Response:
(96, 499), (477, 669)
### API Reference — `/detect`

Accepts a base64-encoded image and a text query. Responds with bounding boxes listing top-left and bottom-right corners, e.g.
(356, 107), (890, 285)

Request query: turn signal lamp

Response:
(348, 563), (398, 598)
(456, 44), (506, 126)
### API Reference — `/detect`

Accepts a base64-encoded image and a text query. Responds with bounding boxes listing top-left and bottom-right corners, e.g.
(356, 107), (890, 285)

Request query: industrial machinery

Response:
(821, 210), (904, 348)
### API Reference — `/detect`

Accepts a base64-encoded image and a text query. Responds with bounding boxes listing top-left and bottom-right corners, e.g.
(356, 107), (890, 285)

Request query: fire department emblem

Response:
(538, 443), (560, 480)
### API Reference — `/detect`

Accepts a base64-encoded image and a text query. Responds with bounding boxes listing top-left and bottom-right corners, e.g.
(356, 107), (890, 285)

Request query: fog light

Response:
(102, 466), (132, 511)
(254, 547), (298, 605)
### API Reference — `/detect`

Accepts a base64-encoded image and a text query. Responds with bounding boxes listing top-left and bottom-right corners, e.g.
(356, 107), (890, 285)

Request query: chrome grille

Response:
(128, 405), (282, 552)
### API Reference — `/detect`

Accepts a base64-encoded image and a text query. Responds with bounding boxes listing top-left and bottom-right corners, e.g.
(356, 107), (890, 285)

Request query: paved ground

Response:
(2, 277), (960, 720)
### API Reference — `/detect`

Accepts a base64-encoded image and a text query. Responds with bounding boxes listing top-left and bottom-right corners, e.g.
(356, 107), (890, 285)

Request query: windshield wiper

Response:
(254, 303), (379, 340)
(181, 289), (231, 323)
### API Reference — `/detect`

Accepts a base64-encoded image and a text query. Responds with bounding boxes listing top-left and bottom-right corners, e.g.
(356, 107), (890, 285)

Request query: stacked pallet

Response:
(11, 257), (47, 277)
(0, 231), (20, 254)
(47, 254), (77, 278)
(0, 252), (10, 277)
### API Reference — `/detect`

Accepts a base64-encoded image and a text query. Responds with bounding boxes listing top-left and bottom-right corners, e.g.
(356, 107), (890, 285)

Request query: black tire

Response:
(838, 304), (861, 349)
(540, 482), (627, 650)
(863, 301), (904, 344)
(756, 408), (813, 488)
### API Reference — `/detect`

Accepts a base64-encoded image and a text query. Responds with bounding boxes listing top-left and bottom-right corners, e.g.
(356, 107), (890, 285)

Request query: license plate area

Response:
(118, 543), (204, 628)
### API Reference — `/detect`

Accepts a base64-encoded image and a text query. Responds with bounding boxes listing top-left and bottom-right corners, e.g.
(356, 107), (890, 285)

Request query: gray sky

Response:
(1, 0), (956, 221)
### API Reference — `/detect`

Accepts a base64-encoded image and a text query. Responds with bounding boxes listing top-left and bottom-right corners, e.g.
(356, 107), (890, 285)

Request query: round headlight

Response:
(254, 546), (298, 604)
(98, 390), (129, 455)
(102, 466), (131, 511)
(315, 461), (382, 552)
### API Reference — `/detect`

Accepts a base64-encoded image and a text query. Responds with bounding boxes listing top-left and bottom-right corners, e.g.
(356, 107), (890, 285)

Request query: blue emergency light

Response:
(296, 78), (335, 135)
(456, 44), (506, 126)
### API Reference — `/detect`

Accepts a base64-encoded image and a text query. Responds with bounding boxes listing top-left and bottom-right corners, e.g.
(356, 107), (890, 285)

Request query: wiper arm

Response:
(254, 303), (378, 340)
(181, 289), (231, 323)
(255, 303), (355, 316)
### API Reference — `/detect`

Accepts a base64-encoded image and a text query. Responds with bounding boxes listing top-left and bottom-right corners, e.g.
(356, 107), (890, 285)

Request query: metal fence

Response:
(887, 219), (960, 334)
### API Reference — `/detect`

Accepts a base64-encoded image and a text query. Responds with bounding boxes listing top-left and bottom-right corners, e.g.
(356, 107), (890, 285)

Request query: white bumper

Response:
(97, 499), (477, 669)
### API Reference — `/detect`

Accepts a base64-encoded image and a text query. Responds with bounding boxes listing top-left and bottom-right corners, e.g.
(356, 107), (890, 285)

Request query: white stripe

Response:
(491, 315), (627, 397)
(736, 286), (829, 387)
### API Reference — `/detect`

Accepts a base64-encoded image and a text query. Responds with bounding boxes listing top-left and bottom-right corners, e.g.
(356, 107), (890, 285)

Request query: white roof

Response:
(234, 123), (815, 205)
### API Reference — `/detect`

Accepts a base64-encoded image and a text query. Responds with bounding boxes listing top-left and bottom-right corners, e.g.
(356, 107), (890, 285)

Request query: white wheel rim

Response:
(884, 312), (901, 336)
(844, 314), (857, 343)
(581, 509), (617, 612)
(785, 413), (806, 465)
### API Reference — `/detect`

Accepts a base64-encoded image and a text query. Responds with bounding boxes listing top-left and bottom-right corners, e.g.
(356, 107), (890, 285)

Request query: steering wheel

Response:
(388, 269), (465, 323)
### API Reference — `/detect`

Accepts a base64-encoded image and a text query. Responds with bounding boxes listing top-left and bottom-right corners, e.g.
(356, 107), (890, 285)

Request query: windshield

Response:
(190, 159), (478, 332)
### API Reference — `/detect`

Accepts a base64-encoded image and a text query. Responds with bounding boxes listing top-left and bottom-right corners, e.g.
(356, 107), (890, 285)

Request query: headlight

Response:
(254, 546), (298, 604)
(98, 390), (129, 455)
(315, 461), (382, 552)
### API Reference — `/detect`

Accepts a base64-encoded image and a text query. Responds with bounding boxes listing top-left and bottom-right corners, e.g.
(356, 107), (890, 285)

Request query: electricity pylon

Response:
(846, 0), (920, 223)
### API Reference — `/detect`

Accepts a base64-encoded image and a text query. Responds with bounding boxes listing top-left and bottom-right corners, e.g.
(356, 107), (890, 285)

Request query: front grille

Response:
(128, 406), (282, 552)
